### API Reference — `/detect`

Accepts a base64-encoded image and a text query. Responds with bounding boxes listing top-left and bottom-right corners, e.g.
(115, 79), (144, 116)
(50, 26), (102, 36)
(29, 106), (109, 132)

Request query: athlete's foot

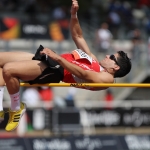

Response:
(5, 102), (26, 132)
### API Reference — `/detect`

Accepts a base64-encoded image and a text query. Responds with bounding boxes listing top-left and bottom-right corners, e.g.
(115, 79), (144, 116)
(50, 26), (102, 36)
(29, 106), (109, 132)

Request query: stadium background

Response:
(1, 0), (150, 150)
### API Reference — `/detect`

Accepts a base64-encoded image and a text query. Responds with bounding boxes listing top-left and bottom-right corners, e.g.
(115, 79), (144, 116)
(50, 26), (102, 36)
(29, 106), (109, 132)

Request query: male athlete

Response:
(1, 0), (131, 131)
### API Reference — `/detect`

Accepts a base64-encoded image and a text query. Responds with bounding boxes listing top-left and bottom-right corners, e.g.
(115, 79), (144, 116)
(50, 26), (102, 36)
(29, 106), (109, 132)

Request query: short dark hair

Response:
(114, 51), (131, 78)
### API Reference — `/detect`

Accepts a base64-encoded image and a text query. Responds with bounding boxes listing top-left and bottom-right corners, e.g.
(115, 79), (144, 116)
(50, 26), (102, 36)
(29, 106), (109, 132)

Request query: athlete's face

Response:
(100, 53), (120, 70)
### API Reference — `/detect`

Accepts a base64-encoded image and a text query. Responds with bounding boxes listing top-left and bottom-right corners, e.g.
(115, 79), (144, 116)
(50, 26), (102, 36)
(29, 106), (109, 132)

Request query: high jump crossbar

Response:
(20, 83), (150, 88)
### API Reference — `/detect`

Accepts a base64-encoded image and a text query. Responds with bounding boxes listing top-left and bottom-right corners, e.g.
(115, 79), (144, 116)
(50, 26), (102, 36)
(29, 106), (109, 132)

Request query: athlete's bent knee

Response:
(3, 63), (16, 78)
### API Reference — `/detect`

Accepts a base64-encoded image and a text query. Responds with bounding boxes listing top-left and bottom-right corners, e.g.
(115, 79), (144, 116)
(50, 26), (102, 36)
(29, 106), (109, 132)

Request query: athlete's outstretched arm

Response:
(70, 0), (98, 61)
(41, 48), (113, 83)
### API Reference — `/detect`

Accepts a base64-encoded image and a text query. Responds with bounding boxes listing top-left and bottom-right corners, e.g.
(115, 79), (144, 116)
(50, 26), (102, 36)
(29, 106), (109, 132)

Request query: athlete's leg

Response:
(0, 51), (34, 69)
(0, 51), (34, 122)
(3, 60), (47, 109)
(0, 68), (5, 122)
(2, 60), (47, 131)
(3, 60), (47, 94)
(0, 68), (4, 110)
(0, 51), (33, 86)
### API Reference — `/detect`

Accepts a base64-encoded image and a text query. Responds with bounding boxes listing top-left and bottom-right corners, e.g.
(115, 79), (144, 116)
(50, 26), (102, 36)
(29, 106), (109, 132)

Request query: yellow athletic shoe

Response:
(0, 111), (4, 123)
(5, 102), (26, 132)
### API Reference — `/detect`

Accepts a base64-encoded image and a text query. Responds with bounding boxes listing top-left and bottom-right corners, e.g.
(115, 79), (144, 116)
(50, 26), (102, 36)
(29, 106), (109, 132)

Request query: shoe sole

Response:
(6, 103), (27, 132)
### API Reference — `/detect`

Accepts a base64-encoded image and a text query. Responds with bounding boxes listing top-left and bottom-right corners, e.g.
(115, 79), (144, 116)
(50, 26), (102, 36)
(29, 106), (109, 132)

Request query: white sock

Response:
(10, 92), (20, 111)
(0, 86), (4, 111)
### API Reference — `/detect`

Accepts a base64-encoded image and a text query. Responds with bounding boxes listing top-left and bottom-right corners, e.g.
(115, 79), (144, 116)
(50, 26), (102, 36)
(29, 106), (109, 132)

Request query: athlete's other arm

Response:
(41, 48), (113, 83)
(70, 0), (98, 61)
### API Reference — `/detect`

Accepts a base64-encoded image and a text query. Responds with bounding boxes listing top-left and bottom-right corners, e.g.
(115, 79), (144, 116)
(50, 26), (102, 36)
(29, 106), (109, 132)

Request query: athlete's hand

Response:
(40, 48), (61, 61)
(71, 0), (79, 15)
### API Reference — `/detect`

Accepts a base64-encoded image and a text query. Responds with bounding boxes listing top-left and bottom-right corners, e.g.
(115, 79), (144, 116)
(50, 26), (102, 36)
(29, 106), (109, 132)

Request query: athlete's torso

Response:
(61, 49), (106, 91)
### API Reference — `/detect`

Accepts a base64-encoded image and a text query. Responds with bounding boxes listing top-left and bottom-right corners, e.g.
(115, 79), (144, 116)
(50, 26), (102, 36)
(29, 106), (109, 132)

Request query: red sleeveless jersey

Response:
(61, 49), (103, 84)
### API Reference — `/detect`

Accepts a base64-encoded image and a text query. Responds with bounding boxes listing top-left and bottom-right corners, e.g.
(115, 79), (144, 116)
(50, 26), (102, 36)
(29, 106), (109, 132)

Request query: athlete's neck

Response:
(101, 65), (115, 77)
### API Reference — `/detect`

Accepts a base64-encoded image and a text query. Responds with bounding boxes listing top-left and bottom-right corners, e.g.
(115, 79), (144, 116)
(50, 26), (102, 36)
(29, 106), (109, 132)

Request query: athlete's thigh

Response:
(0, 51), (34, 67)
(3, 60), (47, 81)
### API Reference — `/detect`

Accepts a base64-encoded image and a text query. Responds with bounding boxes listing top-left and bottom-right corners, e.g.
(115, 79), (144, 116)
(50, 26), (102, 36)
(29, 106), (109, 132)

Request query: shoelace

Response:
(4, 110), (20, 123)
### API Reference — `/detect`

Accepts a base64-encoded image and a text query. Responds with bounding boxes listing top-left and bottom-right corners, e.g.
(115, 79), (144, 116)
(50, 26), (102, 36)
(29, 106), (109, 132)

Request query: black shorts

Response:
(28, 45), (64, 85)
